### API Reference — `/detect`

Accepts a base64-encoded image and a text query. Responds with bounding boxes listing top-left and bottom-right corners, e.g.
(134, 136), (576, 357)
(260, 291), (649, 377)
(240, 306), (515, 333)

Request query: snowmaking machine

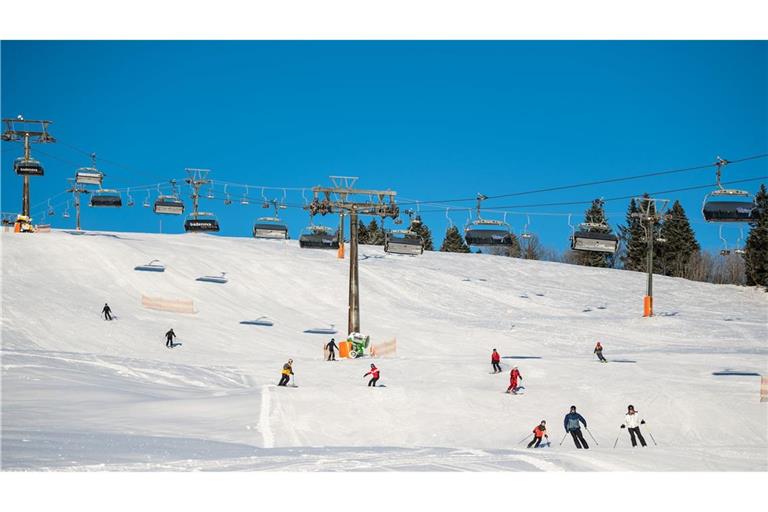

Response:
(341, 332), (370, 359)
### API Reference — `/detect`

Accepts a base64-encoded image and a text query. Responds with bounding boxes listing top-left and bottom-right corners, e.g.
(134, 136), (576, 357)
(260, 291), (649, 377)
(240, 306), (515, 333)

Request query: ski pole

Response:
(517, 433), (533, 445)
(647, 429), (657, 446)
(559, 432), (568, 446)
(585, 427), (599, 446)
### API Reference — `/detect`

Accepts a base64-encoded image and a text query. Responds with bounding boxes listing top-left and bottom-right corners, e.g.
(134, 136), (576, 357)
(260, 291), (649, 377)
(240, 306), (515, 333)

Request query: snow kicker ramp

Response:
(2, 230), (766, 471)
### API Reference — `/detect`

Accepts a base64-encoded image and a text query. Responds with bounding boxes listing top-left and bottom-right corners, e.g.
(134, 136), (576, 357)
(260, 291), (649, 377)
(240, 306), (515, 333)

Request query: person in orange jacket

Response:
(594, 341), (607, 363)
(364, 364), (380, 387)
(527, 420), (549, 448)
(491, 348), (502, 373)
(506, 366), (522, 393)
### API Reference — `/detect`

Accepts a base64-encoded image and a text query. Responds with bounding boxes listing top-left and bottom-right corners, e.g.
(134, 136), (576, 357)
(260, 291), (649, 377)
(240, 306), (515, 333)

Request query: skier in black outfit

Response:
(325, 338), (338, 361)
(563, 405), (589, 449)
(102, 303), (113, 321)
(165, 328), (176, 348)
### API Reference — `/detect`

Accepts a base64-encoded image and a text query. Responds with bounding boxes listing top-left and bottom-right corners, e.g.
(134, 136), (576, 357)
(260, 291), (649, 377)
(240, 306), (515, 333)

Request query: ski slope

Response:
(2, 230), (766, 471)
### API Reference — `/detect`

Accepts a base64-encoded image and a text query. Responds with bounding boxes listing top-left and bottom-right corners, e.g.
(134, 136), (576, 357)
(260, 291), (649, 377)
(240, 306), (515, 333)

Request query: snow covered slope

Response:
(2, 230), (766, 471)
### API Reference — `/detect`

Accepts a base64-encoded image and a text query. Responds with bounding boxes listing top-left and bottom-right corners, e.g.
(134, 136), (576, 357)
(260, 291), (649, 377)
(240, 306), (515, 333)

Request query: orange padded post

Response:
(339, 341), (350, 359)
(338, 243), (345, 259)
(643, 296), (653, 317)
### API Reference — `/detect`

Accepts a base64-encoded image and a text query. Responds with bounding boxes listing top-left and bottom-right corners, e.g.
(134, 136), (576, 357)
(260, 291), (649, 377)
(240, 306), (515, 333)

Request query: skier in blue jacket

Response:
(563, 405), (589, 449)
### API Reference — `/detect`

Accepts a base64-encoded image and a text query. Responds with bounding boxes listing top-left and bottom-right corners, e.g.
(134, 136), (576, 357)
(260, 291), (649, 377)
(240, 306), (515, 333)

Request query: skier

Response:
(325, 338), (339, 361)
(102, 303), (113, 321)
(506, 366), (522, 393)
(527, 420), (549, 448)
(165, 328), (176, 348)
(364, 363), (380, 387)
(278, 359), (294, 386)
(620, 404), (648, 447)
(594, 341), (607, 363)
(563, 405), (589, 449)
(491, 348), (502, 373)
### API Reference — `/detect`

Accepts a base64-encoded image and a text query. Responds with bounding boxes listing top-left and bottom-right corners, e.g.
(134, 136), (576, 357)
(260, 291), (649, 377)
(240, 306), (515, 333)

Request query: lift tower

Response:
(307, 176), (398, 334)
(1, 117), (56, 218)
(632, 197), (670, 317)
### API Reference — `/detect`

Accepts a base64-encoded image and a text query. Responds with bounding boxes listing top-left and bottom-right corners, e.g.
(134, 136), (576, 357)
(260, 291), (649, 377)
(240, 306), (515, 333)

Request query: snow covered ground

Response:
(2, 230), (766, 471)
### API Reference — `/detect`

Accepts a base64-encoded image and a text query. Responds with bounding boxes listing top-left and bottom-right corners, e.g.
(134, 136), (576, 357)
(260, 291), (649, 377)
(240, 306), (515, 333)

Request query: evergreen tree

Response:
(619, 198), (646, 271)
(658, 200), (700, 277)
(367, 219), (385, 245)
(744, 184), (768, 289)
(356, 220), (369, 245)
(575, 199), (614, 268)
(440, 225), (470, 253)
(411, 219), (434, 251)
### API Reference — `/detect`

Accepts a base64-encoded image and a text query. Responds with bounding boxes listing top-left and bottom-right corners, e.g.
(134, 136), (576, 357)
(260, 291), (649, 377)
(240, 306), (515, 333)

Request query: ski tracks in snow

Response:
(257, 385), (275, 448)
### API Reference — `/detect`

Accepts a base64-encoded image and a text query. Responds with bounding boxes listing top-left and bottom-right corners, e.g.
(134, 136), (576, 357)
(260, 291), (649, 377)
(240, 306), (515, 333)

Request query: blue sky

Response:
(2, 41), (766, 252)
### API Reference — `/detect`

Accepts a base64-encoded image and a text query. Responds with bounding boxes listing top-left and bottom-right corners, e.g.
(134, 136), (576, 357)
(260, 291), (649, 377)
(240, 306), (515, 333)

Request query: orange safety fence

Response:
(761, 376), (768, 403)
(141, 295), (197, 314)
(371, 338), (397, 358)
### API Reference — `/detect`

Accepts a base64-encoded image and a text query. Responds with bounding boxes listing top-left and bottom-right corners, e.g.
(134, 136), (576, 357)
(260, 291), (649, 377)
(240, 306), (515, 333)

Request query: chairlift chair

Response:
(299, 225), (339, 249)
(196, 272), (228, 284)
(134, 259), (166, 272)
(384, 229), (424, 255)
(464, 194), (514, 247)
(143, 191), (151, 208)
(13, 157), (44, 176)
(153, 195), (185, 215)
(570, 225), (619, 253)
(90, 189), (122, 207)
(702, 157), (756, 222)
(75, 168), (104, 186)
(184, 212), (220, 232)
(253, 217), (289, 239)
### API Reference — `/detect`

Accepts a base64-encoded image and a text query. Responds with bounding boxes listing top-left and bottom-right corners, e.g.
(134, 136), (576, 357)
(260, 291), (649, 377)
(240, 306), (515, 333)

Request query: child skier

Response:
(491, 348), (501, 373)
(620, 404), (648, 447)
(563, 405), (589, 449)
(278, 359), (294, 386)
(594, 341), (607, 362)
(165, 328), (176, 348)
(506, 366), (522, 393)
(527, 420), (549, 448)
(364, 363), (380, 387)
(102, 303), (113, 321)
(325, 338), (338, 361)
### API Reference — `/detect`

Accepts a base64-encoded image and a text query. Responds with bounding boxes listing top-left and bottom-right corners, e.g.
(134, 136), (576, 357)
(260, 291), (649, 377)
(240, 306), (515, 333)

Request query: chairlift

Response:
(90, 189), (122, 208)
(569, 215), (619, 253)
(143, 190), (151, 208)
(196, 272), (228, 284)
(224, 184), (232, 205)
(241, 185), (250, 205)
(13, 157), (44, 176)
(702, 157), (756, 222)
(134, 259), (165, 272)
(464, 195), (514, 246)
(253, 217), (289, 239)
(520, 215), (533, 240)
(47, 200), (55, 217)
(384, 229), (424, 255)
(75, 168), (104, 186)
(63, 201), (71, 219)
(299, 224), (339, 249)
(126, 188), (135, 207)
(184, 212), (220, 232)
(206, 181), (215, 200)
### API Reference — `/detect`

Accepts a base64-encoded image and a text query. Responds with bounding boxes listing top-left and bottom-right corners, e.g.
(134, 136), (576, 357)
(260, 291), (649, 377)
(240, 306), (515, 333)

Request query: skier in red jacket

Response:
(491, 348), (502, 373)
(364, 364), (380, 387)
(506, 366), (522, 393)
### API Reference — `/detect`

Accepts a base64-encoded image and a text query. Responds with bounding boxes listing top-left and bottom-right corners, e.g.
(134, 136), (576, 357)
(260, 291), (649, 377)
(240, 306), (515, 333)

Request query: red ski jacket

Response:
(491, 352), (500, 362)
(365, 367), (380, 379)
(533, 425), (547, 438)
(510, 368), (521, 381)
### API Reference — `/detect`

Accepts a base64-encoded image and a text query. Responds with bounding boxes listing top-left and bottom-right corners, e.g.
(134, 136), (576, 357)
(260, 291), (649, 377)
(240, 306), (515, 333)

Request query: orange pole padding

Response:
(760, 376), (768, 403)
(643, 296), (653, 317)
(338, 341), (351, 359)
(337, 243), (345, 259)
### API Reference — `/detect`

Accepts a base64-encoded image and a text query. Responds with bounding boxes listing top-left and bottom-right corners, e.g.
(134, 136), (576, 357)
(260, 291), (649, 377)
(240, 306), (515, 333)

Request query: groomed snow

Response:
(2, 230), (766, 471)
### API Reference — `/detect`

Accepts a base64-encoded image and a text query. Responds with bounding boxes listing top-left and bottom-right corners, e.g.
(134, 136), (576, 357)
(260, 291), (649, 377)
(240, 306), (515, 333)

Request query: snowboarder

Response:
(325, 338), (338, 361)
(563, 405), (589, 449)
(364, 363), (380, 387)
(102, 303), (113, 321)
(594, 341), (607, 363)
(278, 359), (294, 386)
(506, 366), (522, 393)
(620, 404), (647, 447)
(527, 420), (549, 448)
(491, 348), (502, 373)
(165, 328), (176, 348)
